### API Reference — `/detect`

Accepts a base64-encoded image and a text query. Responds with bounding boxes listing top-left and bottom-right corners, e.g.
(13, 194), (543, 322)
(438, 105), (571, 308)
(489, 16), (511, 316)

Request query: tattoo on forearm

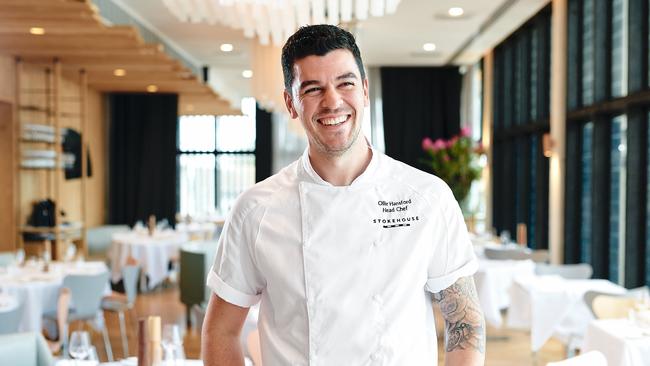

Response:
(432, 276), (486, 354)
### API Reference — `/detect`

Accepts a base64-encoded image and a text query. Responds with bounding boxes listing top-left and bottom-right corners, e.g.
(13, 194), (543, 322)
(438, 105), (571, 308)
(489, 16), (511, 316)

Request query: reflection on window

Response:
(611, 0), (627, 98)
(580, 122), (593, 264)
(609, 115), (626, 283)
(582, 0), (594, 106)
(177, 98), (256, 217)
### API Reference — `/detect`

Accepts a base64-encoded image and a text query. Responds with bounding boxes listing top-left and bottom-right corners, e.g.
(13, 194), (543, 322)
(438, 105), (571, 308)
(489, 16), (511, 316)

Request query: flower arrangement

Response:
(421, 127), (484, 203)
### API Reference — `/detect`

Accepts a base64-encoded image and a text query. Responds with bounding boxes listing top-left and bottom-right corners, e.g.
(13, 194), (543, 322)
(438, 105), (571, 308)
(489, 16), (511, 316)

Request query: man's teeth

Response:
(319, 115), (348, 125)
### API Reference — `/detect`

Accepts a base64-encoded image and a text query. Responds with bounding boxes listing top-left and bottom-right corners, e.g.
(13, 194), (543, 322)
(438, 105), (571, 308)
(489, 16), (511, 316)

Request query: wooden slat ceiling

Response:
(0, 0), (240, 115)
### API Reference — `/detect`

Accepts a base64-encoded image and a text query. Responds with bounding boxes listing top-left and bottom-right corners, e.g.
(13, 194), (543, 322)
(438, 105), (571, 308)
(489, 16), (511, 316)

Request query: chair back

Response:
(530, 249), (550, 263)
(0, 297), (22, 334)
(546, 350), (607, 366)
(122, 264), (140, 306)
(592, 294), (637, 319)
(534, 263), (593, 279)
(484, 246), (532, 260)
(0, 332), (55, 366)
(0, 251), (15, 266)
(63, 270), (109, 319)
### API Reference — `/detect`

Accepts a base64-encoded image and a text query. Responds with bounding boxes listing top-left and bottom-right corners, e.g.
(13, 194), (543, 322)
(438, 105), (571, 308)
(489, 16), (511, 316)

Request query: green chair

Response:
(0, 332), (54, 366)
(179, 241), (219, 326)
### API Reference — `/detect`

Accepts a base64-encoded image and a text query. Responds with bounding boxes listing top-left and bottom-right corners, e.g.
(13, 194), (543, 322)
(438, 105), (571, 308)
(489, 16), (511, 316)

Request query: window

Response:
(611, 0), (627, 98)
(491, 7), (550, 249)
(177, 98), (256, 217)
(580, 122), (593, 264)
(582, 0), (594, 106)
(609, 115), (627, 282)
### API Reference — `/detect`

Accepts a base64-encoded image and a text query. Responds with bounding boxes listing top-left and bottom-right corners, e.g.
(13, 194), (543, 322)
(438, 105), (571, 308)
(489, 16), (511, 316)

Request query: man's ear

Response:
(284, 90), (299, 119)
(362, 78), (369, 107)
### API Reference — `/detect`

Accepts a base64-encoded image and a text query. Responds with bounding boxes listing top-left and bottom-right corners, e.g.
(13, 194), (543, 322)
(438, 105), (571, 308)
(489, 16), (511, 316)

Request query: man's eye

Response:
(304, 87), (321, 94)
(340, 82), (355, 87)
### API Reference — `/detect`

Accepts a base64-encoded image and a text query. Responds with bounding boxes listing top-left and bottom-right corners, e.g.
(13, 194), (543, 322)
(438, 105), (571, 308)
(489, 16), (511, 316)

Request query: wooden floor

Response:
(85, 285), (567, 365)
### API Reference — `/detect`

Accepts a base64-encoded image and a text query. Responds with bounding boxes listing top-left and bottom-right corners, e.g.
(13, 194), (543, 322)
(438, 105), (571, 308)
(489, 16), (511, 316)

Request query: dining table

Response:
(109, 229), (189, 290)
(582, 318), (650, 366)
(506, 274), (627, 351)
(0, 260), (108, 332)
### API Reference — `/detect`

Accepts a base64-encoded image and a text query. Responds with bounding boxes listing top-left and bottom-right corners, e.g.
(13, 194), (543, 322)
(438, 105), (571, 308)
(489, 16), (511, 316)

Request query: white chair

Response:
(101, 264), (140, 358)
(535, 263), (593, 279)
(0, 297), (22, 334)
(546, 350), (607, 366)
(43, 271), (113, 361)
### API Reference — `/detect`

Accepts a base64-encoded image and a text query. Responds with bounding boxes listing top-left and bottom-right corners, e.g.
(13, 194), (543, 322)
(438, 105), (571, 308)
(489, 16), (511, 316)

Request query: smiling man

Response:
(201, 25), (485, 366)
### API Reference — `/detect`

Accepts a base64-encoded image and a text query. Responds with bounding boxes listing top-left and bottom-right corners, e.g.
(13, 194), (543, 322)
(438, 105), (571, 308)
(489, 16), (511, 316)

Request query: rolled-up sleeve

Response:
(425, 187), (478, 293)
(207, 203), (265, 308)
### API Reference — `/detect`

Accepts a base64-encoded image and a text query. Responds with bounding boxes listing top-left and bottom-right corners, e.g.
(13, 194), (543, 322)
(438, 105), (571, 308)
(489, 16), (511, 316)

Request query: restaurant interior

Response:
(0, 0), (649, 365)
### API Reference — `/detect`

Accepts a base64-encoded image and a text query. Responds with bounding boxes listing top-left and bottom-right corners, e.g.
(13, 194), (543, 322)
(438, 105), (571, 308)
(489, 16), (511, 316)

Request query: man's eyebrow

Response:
(299, 80), (320, 90)
(337, 72), (358, 80)
(298, 72), (358, 90)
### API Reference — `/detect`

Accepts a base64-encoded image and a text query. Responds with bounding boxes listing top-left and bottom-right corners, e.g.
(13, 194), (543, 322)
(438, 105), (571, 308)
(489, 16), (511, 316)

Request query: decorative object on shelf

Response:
(162, 0), (402, 46)
(421, 127), (484, 204)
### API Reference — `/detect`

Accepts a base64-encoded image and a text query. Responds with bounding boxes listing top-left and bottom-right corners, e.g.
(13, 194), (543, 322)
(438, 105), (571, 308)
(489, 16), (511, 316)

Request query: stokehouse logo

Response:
(372, 198), (419, 228)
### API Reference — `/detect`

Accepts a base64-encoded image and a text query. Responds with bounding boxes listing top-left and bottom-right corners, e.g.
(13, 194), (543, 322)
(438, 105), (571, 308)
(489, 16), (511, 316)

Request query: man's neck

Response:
(308, 141), (372, 186)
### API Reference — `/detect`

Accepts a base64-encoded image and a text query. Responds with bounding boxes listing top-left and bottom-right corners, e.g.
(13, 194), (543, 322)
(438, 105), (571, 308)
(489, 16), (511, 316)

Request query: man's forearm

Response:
(201, 329), (246, 366)
(433, 276), (486, 366)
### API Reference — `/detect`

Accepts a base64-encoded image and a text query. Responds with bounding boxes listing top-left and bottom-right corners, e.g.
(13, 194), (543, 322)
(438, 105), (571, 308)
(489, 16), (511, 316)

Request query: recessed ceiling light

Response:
(113, 69), (126, 77)
(422, 43), (436, 52)
(448, 7), (464, 17)
(30, 27), (45, 35)
(242, 70), (253, 78)
(146, 85), (158, 93)
(220, 43), (234, 52)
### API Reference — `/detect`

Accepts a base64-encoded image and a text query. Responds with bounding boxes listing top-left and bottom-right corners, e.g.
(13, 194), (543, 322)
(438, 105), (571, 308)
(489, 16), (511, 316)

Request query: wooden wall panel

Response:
(0, 102), (14, 251)
(0, 55), (15, 103)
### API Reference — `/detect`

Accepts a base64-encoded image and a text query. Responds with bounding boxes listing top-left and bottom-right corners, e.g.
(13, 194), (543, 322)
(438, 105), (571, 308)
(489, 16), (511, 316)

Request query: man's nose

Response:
(321, 86), (342, 109)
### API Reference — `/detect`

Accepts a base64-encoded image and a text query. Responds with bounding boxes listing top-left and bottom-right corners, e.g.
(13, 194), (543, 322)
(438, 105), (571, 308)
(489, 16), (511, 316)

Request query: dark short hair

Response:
(281, 24), (366, 91)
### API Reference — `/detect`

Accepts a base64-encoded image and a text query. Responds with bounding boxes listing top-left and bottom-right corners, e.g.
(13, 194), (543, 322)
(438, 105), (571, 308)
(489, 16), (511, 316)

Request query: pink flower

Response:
(422, 137), (435, 151)
(443, 154), (450, 162)
(433, 139), (446, 151)
(460, 127), (472, 137)
(446, 136), (459, 148)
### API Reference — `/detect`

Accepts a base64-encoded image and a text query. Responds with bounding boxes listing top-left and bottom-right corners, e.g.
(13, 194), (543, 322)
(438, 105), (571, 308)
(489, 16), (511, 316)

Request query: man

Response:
(202, 24), (485, 365)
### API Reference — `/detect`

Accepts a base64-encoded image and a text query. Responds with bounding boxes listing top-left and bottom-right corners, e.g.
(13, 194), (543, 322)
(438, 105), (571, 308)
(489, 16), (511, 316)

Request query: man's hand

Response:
(433, 276), (486, 365)
(201, 294), (250, 366)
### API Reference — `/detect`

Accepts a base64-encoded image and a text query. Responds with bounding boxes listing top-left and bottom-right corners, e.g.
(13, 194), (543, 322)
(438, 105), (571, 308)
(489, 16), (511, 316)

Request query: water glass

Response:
(162, 324), (185, 365)
(69, 330), (91, 364)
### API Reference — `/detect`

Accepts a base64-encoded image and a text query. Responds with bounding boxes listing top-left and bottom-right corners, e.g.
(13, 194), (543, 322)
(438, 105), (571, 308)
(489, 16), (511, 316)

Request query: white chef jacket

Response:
(207, 147), (478, 365)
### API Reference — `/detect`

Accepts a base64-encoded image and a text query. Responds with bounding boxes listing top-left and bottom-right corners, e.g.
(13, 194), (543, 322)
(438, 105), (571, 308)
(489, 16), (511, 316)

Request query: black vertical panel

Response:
(493, 142), (503, 232)
(541, 13), (552, 120)
(503, 140), (517, 235)
(593, 0), (612, 103)
(521, 32), (531, 125)
(628, 0), (649, 93)
(536, 135), (550, 249)
(503, 45), (513, 129)
(255, 104), (272, 182)
(565, 123), (583, 263)
(591, 119), (611, 278)
(567, 0), (582, 111)
(516, 137), (531, 228)
(493, 48), (502, 133)
(625, 108), (647, 287)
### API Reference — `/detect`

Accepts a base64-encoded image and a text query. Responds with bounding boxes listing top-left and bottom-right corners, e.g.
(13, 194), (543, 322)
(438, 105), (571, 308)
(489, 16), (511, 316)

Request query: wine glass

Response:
(162, 324), (185, 365)
(15, 248), (25, 266)
(69, 331), (91, 365)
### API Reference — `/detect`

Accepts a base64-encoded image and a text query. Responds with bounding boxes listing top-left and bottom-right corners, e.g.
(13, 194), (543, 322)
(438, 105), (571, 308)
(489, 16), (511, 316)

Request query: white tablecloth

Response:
(175, 222), (219, 241)
(0, 261), (108, 332)
(582, 319), (650, 366)
(507, 275), (626, 351)
(474, 258), (535, 327)
(109, 230), (189, 290)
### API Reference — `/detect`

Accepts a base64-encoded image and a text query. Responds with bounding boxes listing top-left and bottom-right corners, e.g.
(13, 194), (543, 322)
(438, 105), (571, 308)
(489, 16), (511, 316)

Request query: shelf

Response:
(19, 105), (54, 115)
(21, 223), (84, 235)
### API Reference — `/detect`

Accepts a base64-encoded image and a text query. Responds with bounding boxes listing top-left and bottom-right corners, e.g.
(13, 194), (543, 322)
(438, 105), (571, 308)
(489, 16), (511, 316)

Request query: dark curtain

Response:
(108, 93), (178, 227)
(380, 67), (462, 170)
(256, 104), (273, 182)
